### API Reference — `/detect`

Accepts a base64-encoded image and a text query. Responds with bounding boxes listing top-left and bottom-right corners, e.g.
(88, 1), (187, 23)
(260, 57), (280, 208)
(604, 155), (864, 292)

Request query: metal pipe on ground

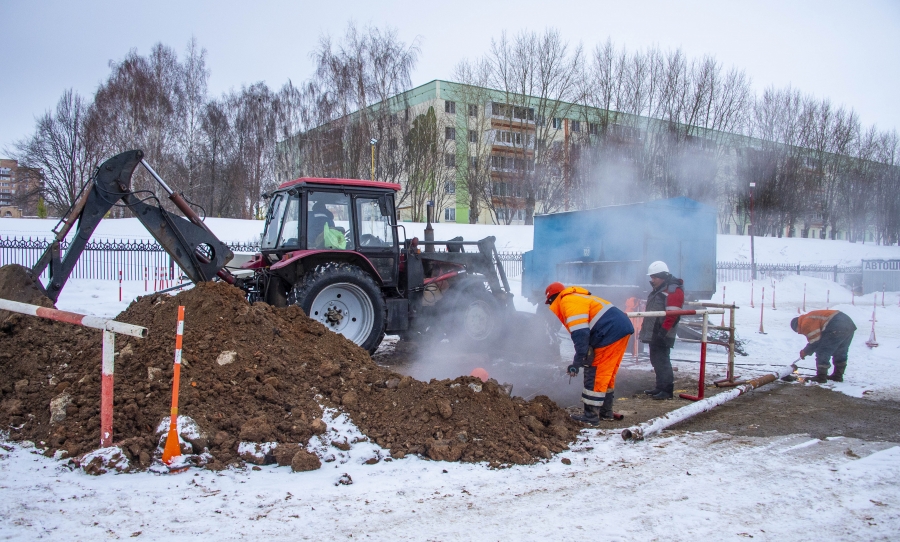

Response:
(621, 364), (797, 441)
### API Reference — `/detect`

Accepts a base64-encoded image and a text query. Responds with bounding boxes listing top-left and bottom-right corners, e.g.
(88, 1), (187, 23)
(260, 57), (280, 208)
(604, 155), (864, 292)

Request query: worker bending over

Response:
(791, 310), (857, 383)
(545, 282), (634, 424)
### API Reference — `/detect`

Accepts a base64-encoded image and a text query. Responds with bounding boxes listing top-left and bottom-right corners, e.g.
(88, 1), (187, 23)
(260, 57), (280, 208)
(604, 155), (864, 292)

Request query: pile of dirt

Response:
(0, 269), (580, 470)
(0, 265), (55, 318)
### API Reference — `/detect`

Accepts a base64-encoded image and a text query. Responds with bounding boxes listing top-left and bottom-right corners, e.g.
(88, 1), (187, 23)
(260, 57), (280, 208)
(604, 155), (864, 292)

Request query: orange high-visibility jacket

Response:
(549, 286), (634, 363)
(796, 310), (840, 345)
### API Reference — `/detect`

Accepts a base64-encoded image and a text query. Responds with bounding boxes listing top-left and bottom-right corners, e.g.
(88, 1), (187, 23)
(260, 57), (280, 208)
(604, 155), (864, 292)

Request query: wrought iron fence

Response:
(0, 236), (261, 282)
(716, 262), (862, 286)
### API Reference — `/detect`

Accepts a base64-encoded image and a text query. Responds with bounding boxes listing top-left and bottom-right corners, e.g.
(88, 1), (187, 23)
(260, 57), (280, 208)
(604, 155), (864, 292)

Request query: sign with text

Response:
(862, 260), (900, 294)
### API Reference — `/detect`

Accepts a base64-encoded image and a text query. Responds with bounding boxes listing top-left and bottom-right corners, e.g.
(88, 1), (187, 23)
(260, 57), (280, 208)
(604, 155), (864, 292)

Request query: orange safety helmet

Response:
(545, 282), (565, 304)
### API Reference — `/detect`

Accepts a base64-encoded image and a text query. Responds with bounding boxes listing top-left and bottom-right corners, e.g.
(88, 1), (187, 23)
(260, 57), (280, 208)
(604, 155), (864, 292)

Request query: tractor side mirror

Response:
(378, 195), (390, 217)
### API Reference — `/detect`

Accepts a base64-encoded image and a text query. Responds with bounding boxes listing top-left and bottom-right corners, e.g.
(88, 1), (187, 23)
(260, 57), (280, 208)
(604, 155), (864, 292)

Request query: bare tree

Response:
(12, 90), (101, 214)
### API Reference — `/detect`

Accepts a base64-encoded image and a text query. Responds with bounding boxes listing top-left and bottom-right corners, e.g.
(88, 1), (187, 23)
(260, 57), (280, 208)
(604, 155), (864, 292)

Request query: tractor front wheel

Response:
(287, 263), (386, 353)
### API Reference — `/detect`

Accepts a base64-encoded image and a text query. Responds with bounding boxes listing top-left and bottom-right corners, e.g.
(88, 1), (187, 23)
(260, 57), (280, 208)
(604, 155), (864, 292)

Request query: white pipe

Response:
(627, 309), (724, 318)
(622, 365), (797, 441)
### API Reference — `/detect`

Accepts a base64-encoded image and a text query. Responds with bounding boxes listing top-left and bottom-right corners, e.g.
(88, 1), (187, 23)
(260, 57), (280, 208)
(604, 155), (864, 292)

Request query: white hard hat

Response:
(647, 261), (669, 276)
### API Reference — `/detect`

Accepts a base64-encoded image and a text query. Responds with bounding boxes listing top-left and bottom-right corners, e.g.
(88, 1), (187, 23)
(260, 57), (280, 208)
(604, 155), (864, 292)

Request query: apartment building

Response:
(0, 159), (43, 217)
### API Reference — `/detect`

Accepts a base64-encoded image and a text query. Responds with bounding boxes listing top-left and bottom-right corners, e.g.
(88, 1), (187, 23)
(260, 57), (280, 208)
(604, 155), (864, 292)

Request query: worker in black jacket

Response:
(639, 261), (684, 400)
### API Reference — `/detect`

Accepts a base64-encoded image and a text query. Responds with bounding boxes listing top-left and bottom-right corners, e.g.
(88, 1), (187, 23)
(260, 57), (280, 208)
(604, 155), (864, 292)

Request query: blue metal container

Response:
(522, 197), (717, 306)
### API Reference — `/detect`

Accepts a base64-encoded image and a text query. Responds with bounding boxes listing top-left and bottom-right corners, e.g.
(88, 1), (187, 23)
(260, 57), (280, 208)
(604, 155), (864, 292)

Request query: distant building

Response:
(0, 159), (43, 217)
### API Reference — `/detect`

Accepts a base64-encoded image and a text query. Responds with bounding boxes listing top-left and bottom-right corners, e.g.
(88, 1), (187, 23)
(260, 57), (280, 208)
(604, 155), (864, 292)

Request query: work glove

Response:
(799, 349), (807, 360)
(567, 365), (579, 377)
(573, 353), (588, 367)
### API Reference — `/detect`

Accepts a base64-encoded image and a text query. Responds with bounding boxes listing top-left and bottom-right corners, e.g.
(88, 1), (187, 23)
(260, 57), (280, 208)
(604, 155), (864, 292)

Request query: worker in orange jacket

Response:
(545, 282), (634, 424)
(791, 310), (857, 383)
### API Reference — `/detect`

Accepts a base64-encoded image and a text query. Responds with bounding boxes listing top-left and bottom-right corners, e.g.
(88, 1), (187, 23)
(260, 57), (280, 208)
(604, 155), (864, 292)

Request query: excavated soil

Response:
(0, 265), (580, 470)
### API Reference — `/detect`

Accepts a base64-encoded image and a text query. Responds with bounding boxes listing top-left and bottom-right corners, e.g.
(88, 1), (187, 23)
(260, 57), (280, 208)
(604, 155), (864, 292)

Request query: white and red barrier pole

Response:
(771, 280), (776, 310)
(622, 365), (796, 441)
(144, 267), (148, 292)
(802, 283), (806, 312)
(0, 299), (146, 448)
(118, 270), (123, 302)
(759, 286), (766, 334)
(679, 312), (708, 401)
(750, 280), (755, 309)
(720, 286), (726, 327)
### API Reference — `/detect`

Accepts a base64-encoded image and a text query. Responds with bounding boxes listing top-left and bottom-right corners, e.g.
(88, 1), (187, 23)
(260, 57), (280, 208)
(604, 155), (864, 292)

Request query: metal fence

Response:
(716, 262), (862, 286)
(0, 236), (261, 281)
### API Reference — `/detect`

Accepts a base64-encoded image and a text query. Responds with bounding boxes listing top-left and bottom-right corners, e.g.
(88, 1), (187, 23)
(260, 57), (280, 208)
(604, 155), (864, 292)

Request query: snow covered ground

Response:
(2, 218), (900, 540)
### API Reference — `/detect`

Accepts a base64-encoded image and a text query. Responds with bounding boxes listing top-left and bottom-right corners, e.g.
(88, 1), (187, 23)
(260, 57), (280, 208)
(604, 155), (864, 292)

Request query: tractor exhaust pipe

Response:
(621, 364), (797, 441)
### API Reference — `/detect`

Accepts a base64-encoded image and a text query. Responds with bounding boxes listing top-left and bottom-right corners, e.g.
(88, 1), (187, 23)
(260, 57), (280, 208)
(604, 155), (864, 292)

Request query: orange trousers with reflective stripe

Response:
(589, 335), (630, 393)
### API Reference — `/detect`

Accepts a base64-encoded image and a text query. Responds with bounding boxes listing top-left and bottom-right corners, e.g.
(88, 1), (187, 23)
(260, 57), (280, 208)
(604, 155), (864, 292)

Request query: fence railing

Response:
(0, 236), (865, 286)
(716, 262), (862, 285)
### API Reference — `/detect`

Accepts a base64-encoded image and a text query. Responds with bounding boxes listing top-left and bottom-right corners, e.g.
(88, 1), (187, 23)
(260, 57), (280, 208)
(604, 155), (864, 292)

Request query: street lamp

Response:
(370, 138), (378, 181)
(749, 182), (756, 280)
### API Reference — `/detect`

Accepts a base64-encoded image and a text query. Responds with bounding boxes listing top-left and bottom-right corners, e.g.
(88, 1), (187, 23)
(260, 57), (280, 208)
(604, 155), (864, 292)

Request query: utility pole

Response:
(750, 182), (757, 280)
(370, 138), (378, 181)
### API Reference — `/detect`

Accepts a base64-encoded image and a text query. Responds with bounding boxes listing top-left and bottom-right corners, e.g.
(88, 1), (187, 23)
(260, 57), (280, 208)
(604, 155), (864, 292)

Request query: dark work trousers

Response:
(813, 328), (854, 375)
(649, 343), (674, 393)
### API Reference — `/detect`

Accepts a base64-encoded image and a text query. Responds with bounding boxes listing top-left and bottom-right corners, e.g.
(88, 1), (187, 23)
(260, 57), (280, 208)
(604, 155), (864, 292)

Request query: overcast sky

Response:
(2, 0), (898, 156)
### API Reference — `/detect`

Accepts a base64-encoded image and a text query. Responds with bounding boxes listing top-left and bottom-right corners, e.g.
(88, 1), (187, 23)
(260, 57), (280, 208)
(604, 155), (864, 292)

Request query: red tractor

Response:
(34, 150), (518, 354)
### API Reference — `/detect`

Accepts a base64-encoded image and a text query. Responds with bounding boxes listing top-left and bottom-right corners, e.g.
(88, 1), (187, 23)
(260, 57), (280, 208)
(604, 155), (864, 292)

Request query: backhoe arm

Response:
(33, 149), (234, 302)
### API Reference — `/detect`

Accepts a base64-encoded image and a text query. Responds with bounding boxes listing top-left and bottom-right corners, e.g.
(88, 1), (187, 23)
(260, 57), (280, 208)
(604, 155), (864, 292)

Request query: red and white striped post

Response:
(758, 286), (766, 334)
(802, 283), (807, 312)
(750, 280), (755, 309)
(153, 268), (158, 291)
(720, 286), (726, 327)
(118, 270), (123, 302)
(0, 299), (146, 448)
(771, 280), (776, 310)
(162, 306), (186, 464)
(882, 284), (886, 308)
(144, 267), (148, 292)
(826, 290), (830, 309)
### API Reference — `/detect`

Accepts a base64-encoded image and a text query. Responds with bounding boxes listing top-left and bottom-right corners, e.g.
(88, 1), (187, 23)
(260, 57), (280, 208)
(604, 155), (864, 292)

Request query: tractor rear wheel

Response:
(452, 284), (501, 350)
(287, 263), (386, 353)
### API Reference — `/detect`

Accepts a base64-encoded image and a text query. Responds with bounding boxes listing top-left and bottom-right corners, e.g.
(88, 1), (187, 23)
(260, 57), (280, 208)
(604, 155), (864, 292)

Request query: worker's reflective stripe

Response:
(566, 314), (589, 324)
(569, 322), (590, 331)
(588, 303), (612, 328)
(806, 329), (821, 342)
(582, 388), (605, 405)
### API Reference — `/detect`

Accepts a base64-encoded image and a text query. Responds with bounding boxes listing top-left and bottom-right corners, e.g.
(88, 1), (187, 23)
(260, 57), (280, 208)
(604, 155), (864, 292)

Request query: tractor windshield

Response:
(261, 193), (300, 250)
(307, 191), (354, 250)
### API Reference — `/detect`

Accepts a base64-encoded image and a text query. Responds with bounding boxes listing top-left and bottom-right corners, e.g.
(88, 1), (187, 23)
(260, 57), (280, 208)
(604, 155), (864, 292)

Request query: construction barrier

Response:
(0, 298), (147, 447)
(625, 308), (725, 401)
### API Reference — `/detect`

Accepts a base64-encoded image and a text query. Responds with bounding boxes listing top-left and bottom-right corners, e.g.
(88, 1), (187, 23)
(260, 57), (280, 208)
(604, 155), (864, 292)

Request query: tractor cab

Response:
(259, 178), (402, 286)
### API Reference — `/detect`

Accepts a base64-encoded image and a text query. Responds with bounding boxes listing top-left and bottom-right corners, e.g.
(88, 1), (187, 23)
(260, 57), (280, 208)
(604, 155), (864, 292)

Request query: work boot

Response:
(810, 368), (828, 383)
(828, 364), (846, 382)
(598, 392), (616, 421)
(570, 404), (601, 425)
(643, 388), (661, 395)
(651, 385), (674, 400)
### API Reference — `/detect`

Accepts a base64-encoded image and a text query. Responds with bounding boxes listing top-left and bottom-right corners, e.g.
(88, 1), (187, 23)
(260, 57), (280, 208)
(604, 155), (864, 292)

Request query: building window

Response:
(588, 122), (600, 135)
(446, 127), (456, 140)
(551, 118), (562, 129)
(468, 131), (478, 143)
(445, 181), (456, 195)
(571, 121), (581, 132)
(468, 104), (477, 117)
(445, 153), (456, 168)
(444, 208), (456, 222)
(445, 100), (456, 114)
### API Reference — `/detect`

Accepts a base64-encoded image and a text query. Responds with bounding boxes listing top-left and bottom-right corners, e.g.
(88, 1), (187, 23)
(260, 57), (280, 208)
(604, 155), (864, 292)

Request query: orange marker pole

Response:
(162, 306), (186, 464)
